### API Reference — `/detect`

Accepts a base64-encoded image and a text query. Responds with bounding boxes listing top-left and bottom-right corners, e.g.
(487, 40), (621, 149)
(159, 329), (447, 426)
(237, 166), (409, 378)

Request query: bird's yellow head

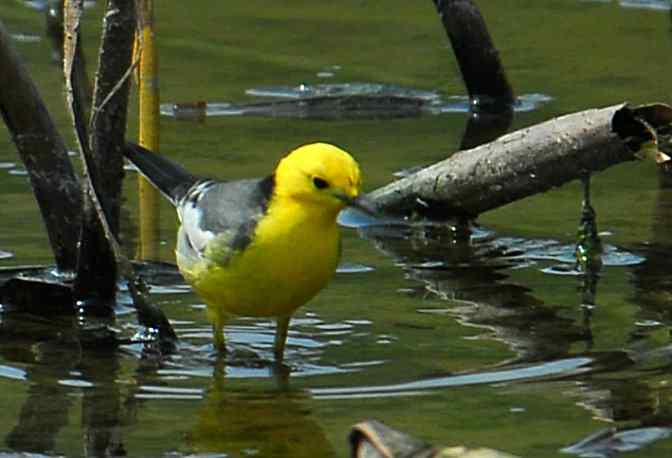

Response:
(273, 142), (364, 217)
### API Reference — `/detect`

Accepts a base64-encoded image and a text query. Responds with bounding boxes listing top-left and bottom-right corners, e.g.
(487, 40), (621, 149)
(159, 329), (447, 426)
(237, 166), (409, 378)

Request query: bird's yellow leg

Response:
(213, 323), (226, 353)
(274, 315), (291, 361)
(209, 309), (231, 354)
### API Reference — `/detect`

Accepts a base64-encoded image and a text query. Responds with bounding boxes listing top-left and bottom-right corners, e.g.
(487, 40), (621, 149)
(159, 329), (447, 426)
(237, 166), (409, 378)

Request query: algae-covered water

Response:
(1, 1), (672, 457)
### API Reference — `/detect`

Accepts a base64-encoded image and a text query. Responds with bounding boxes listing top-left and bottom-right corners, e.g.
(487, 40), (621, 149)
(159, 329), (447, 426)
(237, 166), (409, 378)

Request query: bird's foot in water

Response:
(209, 343), (268, 366)
(210, 343), (292, 378)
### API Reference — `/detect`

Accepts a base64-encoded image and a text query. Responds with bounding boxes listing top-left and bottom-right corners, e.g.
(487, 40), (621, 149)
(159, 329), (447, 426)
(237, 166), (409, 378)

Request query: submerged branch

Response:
(369, 104), (667, 219)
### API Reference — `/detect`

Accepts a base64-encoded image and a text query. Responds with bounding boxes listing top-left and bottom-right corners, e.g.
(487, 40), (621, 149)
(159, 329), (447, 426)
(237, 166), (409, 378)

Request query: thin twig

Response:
(89, 56), (140, 130)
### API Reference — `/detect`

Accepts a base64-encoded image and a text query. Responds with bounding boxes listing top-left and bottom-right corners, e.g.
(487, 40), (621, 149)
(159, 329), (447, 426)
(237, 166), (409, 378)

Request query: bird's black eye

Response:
(313, 177), (329, 189)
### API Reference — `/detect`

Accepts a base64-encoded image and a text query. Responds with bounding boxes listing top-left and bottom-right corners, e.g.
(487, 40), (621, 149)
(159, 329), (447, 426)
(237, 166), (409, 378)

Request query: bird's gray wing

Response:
(176, 176), (274, 265)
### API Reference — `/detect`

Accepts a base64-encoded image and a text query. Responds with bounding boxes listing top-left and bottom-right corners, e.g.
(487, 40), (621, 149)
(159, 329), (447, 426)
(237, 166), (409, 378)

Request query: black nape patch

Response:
(258, 174), (275, 211)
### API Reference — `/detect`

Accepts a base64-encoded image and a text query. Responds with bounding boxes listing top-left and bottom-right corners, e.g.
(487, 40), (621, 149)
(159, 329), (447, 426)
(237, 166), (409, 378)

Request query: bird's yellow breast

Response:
(177, 198), (341, 319)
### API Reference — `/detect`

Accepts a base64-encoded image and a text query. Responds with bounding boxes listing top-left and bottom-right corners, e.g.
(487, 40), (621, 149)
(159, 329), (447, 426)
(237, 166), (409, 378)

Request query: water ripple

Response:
(336, 262), (375, 273)
(19, 0), (97, 9)
(583, 0), (671, 10)
(245, 82), (441, 101)
(0, 364), (27, 381)
(562, 426), (672, 457)
(310, 357), (593, 399)
(0, 250), (14, 260)
(139, 384), (204, 399)
(58, 379), (94, 388)
(620, 0), (670, 10)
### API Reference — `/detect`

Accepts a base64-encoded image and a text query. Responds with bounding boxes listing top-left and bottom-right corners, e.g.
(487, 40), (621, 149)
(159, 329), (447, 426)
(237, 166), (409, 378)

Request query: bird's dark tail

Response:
(124, 143), (200, 205)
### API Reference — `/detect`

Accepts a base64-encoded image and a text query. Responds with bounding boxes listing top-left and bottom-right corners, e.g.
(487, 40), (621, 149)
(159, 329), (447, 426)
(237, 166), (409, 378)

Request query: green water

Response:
(1, 1), (672, 457)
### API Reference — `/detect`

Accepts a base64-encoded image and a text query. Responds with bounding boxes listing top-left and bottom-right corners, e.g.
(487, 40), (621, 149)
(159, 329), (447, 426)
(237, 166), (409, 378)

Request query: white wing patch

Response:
(176, 182), (216, 257)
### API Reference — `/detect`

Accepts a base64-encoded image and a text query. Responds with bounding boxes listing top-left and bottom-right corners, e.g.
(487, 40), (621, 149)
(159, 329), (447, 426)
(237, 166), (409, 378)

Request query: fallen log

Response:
(368, 104), (668, 219)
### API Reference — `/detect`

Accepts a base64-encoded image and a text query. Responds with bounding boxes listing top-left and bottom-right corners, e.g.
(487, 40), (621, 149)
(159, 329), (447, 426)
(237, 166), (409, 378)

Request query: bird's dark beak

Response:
(338, 193), (378, 216)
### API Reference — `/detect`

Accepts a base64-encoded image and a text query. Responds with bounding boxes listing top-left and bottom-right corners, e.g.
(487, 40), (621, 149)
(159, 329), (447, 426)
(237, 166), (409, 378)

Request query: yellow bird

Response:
(125, 142), (373, 360)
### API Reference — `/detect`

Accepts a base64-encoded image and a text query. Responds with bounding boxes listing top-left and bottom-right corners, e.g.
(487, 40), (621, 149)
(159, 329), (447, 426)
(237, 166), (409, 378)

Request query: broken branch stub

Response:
(349, 420), (519, 458)
(368, 104), (664, 219)
(632, 103), (672, 173)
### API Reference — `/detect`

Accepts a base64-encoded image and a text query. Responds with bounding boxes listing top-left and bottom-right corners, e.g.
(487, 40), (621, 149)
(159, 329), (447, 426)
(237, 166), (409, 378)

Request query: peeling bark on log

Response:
(368, 104), (664, 219)
(0, 20), (82, 272)
(46, 0), (93, 115)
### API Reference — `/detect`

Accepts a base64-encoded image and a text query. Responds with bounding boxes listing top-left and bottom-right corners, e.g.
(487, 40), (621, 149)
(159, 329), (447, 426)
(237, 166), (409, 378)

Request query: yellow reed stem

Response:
(136, 0), (161, 260)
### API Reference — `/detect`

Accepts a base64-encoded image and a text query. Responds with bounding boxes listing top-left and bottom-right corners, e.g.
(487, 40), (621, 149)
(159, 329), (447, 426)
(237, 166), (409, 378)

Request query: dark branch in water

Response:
(459, 104), (513, 150)
(0, 261), (177, 352)
(64, 0), (177, 346)
(432, 0), (515, 152)
(432, 0), (515, 105)
(67, 0), (136, 313)
(61, 0), (177, 348)
(368, 104), (668, 219)
(45, 0), (65, 62)
(0, 20), (82, 272)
